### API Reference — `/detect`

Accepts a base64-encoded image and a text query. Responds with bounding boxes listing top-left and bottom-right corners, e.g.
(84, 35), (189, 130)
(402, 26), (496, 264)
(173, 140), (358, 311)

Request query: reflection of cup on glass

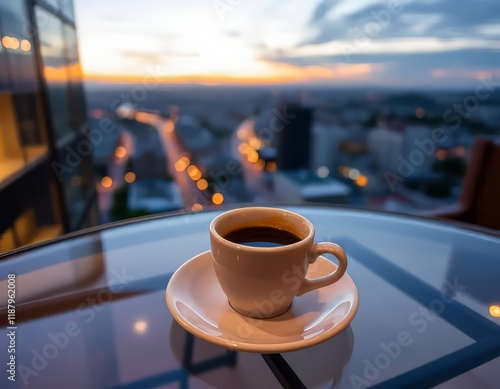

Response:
(169, 321), (277, 389)
(169, 320), (355, 389)
(284, 325), (355, 387)
(210, 207), (348, 318)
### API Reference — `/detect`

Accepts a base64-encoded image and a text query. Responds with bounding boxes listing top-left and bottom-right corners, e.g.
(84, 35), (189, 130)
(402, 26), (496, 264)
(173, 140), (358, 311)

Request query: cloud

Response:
(475, 24), (500, 36)
(282, 37), (500, 61)
(310, 0), (338, 24)
(291, 0), (500, 87)
(117, 50), (199, 67)
(265, 47), (499, 68)
(224, 30), (241, 38)
(120, 50), (198, 59)
(75, 0), (499, 88)
(260, 47), (499, 87)
(305, 0), (500, 45)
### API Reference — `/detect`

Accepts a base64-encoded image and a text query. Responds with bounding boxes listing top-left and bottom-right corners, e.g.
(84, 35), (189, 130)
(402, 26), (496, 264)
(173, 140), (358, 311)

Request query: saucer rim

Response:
(166, 250), (359, 353)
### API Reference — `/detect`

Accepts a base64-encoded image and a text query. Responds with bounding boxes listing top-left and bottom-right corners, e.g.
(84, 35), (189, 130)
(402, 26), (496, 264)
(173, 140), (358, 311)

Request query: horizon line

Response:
(81, 73), (486, 91)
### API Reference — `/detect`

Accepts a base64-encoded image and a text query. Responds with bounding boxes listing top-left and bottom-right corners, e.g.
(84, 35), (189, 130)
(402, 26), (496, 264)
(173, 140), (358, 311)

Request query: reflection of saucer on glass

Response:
(166, 251), (359, 353)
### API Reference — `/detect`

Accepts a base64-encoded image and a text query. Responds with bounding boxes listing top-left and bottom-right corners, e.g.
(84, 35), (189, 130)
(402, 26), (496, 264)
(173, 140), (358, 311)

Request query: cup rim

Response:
(209, 206), (314, 252)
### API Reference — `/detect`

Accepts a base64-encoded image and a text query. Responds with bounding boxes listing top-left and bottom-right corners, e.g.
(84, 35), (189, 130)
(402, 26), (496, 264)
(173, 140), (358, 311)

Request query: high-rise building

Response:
(0, 0), (98, 253)
(276, 104), (313, 171)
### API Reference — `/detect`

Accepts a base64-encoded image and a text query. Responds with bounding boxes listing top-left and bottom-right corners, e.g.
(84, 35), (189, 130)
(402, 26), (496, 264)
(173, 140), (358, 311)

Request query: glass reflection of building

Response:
(0, 0), (98, 253)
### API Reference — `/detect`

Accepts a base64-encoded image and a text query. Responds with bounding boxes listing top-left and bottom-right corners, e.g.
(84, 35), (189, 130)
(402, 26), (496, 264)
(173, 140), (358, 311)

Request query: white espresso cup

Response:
(209, 207), (348, 318)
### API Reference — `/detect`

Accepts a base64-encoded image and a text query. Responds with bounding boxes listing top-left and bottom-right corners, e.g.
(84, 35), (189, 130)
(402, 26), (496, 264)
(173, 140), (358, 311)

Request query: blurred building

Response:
(274, 170), (351, 204)
(310, 122), (348, 172)
(368, 121), (404, 173)
(401, 125), (436, 176)
(276, 105), (313, 171)
(128, 179), (183, 214)
(0, 0), (98, 253)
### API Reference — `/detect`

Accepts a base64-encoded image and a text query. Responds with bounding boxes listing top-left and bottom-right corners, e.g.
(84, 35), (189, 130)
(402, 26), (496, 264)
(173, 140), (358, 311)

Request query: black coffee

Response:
(224, 226), (301, 248)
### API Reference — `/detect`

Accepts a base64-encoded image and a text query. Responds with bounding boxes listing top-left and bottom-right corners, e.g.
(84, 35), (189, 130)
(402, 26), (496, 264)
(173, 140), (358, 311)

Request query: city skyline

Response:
(74, 0), (500, 88)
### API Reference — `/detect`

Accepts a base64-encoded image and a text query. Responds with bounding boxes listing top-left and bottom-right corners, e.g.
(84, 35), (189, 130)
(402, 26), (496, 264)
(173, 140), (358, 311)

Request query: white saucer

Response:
(166, 251), (359, 353)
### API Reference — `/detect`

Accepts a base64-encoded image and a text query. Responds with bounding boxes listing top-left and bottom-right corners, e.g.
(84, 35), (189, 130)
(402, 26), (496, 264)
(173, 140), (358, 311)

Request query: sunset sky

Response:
(74, 0), (500, 87)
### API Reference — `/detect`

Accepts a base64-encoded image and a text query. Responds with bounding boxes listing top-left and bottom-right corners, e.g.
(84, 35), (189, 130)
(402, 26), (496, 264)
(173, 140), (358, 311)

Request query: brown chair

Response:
(422, 137), (500, 230)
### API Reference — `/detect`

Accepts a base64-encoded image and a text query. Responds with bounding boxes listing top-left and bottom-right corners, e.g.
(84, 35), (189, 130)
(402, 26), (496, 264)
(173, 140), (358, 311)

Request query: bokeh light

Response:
(238, 143), (251, 155)
(247, 150), (259, 163)
(187, 165), (202, 181)
(1, 36), (11, 49)
(20, 39), (31, 51)
(125, 172), (136, 183)
(174, 157), (190, 172)
(355, 175), (368, 187)
(212, 193), (224, 205)
(10, 37), (19, 50)
(317, 166), (329, 178)
(134, 320), (147, 334)
(490, 305), (500, 317)
(415, 108), (426, 118)
(191, 203), (203, 211)
(348, 168), (360, 180)
(436, 150), (447, 160)
(455, 146), (466, 157)
(249, 137), (262, 150)
(115, 146), (127, 159)
(196, 178), (208, 190)
(266, 161), (277, 172)
(101, 176), (113, 188)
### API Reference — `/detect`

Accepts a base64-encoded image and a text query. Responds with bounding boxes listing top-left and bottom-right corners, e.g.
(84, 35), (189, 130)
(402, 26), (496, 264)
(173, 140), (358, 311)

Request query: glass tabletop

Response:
(0, 206), (499, 388)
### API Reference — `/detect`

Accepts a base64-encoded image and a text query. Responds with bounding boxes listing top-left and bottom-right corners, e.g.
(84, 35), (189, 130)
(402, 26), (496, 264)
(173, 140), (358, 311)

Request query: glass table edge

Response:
(1, 202), (498, 262)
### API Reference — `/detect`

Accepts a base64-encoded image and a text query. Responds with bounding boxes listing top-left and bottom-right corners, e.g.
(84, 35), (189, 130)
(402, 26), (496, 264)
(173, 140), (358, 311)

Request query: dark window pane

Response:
(12, 93), (49, 162)
(0, 1), (48, 167)
(35, 6), (72, 144)
(0, 0), (38, 92)
(57, 133), (96, 230)
(0, 35), (10, 90)
(63, 24), (87, 131)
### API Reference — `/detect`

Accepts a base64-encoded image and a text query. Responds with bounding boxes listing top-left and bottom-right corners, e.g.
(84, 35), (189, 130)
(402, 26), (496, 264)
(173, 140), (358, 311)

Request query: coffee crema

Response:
(223, 226), (301, 248)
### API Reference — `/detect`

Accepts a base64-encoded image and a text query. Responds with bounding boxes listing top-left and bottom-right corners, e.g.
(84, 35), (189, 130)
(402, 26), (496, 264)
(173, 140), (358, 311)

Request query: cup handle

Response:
(297, 242), (348, 296)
